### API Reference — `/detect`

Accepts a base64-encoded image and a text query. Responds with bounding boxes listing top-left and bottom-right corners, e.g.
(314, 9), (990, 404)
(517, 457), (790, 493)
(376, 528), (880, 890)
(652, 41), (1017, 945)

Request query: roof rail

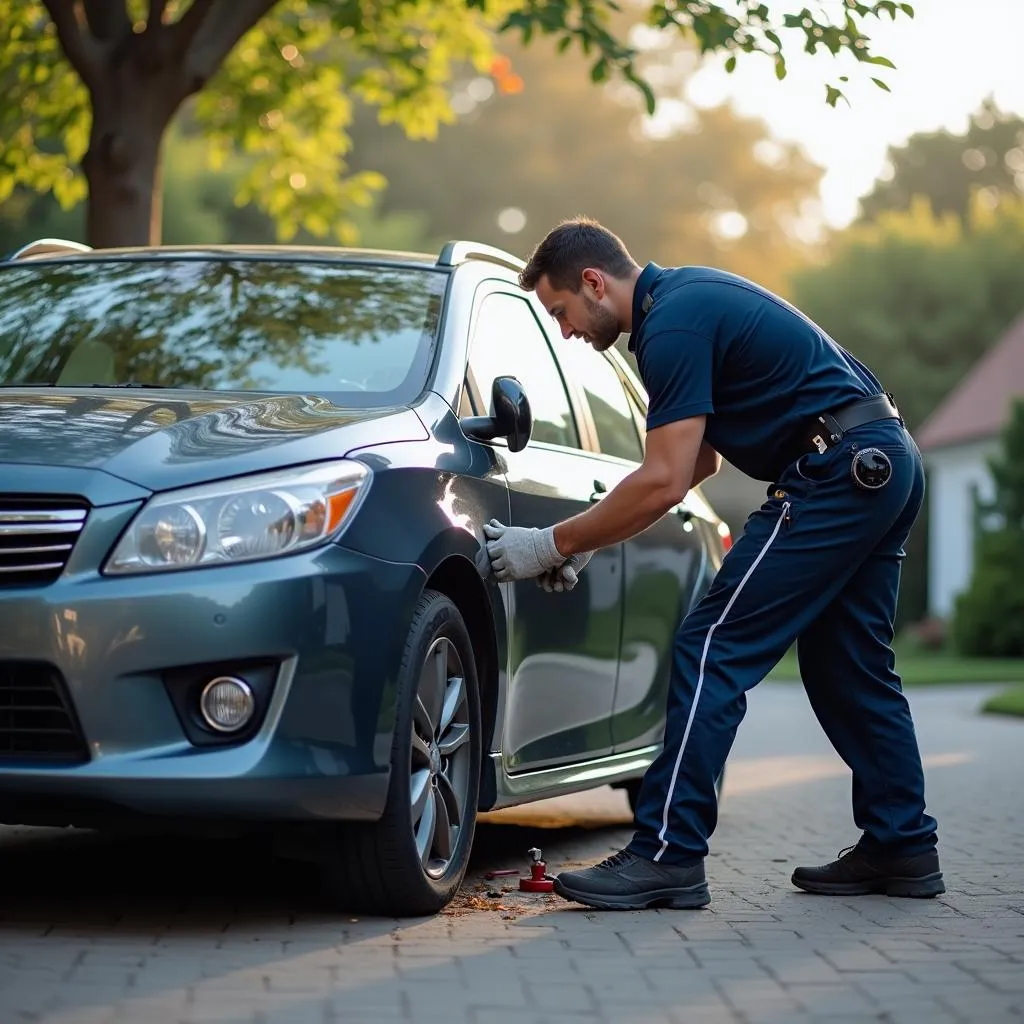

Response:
(437, 240), (524, 273)
(3, 238), (93, 262)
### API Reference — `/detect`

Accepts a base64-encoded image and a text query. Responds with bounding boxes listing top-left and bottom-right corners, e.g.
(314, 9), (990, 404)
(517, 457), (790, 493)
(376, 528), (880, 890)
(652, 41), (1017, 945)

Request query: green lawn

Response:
(981, 684), (1024, 718)
(767, 647), (1024, 686)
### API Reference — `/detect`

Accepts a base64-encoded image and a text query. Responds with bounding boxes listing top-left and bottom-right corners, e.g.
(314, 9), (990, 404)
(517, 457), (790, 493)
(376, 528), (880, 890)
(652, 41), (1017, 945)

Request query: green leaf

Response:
(0, 0), (91, 210)
(625, 68), (655, 115)
(825, 84), (843, 107)
(872, 77), (892, 92)
(0, 0), (918, 246)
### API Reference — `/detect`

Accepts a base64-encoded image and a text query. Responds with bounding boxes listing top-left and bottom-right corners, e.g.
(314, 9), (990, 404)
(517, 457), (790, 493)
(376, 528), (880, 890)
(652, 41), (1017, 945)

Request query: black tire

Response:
(623, 767), (725, 816)
(324, 589), (482, 916)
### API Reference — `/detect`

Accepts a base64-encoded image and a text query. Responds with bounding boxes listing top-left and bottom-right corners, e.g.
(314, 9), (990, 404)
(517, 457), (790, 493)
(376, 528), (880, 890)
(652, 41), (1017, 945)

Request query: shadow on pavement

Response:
(0, 818), (619, 1023)
(0, 803), (629, 932)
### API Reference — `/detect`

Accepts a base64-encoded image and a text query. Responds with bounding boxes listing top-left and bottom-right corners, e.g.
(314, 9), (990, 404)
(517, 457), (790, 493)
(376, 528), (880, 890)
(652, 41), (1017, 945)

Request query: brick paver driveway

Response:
(0, 683), (1020, 1023)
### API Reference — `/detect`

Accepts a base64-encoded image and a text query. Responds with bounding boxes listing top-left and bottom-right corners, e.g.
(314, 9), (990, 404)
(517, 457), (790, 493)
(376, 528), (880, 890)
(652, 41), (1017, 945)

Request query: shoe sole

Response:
(791, 871), (945, 898)
(552, 878), (711, 910)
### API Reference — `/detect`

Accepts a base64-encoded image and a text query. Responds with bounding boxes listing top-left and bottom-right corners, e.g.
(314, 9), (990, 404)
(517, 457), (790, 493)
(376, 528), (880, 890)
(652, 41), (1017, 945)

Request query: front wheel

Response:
(324, 590), (482, 916)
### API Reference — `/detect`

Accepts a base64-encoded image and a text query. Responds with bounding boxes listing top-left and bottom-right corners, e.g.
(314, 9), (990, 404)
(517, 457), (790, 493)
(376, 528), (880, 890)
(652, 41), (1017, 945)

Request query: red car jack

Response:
(484, 847), (555, 893)
(520, 847), (555, 893)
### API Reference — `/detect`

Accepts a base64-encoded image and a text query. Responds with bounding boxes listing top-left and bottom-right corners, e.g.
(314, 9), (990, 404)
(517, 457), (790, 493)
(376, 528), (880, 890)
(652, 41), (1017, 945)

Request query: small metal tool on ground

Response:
(519, 847), (555, 893)
(483, 847), (556, 893)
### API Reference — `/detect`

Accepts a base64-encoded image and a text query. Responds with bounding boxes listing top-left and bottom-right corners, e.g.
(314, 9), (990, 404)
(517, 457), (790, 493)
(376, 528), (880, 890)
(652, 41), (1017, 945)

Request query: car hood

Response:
(0, 388), (428, 491)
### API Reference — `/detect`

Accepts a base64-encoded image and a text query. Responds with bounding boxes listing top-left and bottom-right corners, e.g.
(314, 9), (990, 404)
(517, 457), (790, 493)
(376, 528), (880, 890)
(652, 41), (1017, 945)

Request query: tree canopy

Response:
(346, 23), (824, 295)
(0, 0), (915, 248)
(858, 97), (1024, 224)
(788, 125), (1024, 632)
(790, 193), (1024, 433)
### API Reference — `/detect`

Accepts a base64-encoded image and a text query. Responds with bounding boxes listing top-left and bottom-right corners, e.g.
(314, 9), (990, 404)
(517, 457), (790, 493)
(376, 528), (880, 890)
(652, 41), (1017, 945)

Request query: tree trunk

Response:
(82, 68), (177, 249)
(59, 0), (278, 249)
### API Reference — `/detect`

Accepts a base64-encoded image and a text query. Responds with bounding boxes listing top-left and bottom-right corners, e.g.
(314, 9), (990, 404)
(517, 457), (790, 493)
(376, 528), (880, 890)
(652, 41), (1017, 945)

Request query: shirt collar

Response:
(628, 261), (663, 352)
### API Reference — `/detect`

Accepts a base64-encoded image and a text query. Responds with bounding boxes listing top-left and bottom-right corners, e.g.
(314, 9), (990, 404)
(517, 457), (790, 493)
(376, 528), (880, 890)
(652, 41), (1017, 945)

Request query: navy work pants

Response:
(628, 419), (939, 866)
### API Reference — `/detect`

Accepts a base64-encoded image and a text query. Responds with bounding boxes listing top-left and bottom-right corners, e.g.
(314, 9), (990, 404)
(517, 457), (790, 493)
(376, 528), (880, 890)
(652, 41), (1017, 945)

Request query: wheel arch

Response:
(423, 556), (502, 752)
(415, 533), (508, 811)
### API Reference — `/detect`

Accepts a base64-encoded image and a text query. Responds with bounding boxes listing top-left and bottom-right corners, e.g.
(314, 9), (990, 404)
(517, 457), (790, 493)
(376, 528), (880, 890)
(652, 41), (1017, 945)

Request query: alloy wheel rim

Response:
(410, 636), (471, 879)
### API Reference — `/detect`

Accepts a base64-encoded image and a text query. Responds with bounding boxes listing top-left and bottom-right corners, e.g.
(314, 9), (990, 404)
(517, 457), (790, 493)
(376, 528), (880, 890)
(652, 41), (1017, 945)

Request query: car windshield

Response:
(0, 256), (448, 405)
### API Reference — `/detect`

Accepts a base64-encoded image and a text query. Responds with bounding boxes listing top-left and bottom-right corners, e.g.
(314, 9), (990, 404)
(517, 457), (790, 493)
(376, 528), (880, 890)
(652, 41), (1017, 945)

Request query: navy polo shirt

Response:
(628, 262), (884, 482)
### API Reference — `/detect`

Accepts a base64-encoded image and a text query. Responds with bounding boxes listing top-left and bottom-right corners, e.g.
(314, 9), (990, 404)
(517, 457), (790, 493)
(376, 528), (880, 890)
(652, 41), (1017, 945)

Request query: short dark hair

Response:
(519, 216), (637, 293)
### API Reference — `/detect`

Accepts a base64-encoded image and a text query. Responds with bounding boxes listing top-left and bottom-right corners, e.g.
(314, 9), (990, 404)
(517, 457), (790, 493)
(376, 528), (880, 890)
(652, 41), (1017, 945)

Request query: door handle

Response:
(589, 479), (607, 503)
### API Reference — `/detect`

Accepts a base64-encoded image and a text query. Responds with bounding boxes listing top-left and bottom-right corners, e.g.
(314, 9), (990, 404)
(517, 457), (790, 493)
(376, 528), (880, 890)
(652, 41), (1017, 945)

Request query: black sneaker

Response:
(792, 845), (945, 898)
(553, 849), (710, 910)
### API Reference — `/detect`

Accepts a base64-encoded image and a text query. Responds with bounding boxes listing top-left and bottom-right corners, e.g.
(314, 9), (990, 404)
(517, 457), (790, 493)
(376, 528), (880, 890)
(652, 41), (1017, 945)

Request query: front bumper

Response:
(0, 501), (426, 826)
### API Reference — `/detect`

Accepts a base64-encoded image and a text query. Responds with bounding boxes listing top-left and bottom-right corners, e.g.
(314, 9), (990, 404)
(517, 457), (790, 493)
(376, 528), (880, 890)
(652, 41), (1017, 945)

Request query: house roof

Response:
(916, 308), (1024, 452)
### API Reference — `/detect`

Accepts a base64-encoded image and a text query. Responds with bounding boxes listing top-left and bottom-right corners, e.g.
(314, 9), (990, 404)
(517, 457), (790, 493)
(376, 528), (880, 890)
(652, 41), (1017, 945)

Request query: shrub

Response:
(899, 616), (948, 652)
(951, 397), (1024, 657)
(951, 530), (1024, 656)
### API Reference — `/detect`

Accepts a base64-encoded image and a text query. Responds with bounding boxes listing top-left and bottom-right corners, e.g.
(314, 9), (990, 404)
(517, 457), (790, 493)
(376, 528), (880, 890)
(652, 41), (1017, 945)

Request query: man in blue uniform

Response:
(483, 217), (944, 910)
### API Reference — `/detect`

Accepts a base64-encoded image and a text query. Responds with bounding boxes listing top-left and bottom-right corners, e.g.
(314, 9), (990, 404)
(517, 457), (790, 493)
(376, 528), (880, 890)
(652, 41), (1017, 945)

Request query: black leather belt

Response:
(797, 392), (902, 457)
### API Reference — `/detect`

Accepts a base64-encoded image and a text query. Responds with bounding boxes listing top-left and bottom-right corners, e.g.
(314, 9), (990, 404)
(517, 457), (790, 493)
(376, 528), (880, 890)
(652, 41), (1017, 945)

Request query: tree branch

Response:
(82, 0), (132, 42)
(180, 0), (280, 92)
(149, 0), (170, 28)
(40, 0), (104, 91)
(167, 0), (219, 60)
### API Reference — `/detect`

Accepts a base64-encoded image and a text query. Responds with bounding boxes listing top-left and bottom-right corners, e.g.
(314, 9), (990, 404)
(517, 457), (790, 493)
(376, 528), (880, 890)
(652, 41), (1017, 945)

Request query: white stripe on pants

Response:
(653, 502), (791, 862)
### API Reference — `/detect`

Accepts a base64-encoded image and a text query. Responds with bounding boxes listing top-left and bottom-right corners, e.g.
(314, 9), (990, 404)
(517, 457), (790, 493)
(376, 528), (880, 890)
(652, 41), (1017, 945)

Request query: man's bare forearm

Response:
(552, 465), (690, 557)
(690, 442), (722, 489)
(545, 418), (706, 559)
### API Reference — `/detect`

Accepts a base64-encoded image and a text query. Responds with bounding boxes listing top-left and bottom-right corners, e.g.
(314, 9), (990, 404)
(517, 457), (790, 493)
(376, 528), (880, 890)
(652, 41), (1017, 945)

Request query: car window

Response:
(626, 389), (647, 452)
(458, 379), (475, 418)
(468, 292), (579, 448)
(557, 344), (644, 462)
(0, 258), (447, 407)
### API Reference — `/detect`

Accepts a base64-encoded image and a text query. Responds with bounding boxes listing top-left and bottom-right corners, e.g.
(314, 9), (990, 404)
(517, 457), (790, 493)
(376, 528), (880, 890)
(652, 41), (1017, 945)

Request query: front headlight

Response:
(104, 460), (370, 575)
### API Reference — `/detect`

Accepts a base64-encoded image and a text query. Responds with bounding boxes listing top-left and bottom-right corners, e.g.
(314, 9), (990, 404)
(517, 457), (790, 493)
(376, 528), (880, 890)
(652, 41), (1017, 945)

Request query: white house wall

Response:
(924, 438), (999, 619)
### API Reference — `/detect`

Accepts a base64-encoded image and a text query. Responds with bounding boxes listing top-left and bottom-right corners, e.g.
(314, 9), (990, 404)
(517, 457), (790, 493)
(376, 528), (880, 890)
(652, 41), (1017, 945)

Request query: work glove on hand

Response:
(536, 550), (595, 593)
(483, 519), (565, 583)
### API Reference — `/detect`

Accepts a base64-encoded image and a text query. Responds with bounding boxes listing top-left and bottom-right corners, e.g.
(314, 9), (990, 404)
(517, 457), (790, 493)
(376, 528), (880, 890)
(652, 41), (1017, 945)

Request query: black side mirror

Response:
(459, 375), (533, 453)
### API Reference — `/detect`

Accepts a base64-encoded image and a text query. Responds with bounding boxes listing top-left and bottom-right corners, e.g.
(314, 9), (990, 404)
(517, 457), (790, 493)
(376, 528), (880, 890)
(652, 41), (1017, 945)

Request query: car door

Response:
(553, 340), (710, 753)
(464, 286), (623, 773)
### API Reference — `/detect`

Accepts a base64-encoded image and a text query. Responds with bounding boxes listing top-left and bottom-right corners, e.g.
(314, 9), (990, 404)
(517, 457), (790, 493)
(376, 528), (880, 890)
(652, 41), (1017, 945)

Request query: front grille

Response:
(0, 498), (88, 586)
(0, 663), (88, 762)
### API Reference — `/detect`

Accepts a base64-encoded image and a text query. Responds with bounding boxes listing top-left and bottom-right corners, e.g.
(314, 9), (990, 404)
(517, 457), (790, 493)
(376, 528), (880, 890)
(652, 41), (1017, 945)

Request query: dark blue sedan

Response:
(0, 238), (730, 916)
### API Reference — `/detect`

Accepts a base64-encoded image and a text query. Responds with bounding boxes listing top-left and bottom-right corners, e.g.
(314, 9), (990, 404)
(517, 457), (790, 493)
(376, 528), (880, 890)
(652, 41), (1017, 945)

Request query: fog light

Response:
(199, 676), (255, 732)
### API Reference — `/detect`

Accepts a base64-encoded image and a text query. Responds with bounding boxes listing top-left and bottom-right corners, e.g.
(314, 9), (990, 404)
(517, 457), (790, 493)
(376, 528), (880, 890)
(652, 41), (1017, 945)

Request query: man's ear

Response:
(581, 267), (605, 299)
